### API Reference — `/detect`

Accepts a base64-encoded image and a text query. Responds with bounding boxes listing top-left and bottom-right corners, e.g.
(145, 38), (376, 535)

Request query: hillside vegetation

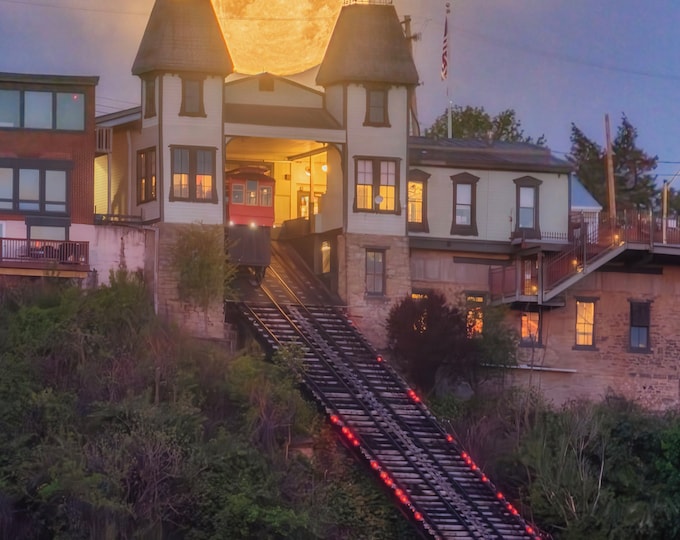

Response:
(0, 273), (412, 539)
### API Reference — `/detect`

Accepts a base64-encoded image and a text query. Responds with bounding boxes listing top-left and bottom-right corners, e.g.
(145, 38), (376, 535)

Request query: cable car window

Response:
(232, 184), (244, 204)
(246, 180), (258, 205)
(260, 186), (272, 207)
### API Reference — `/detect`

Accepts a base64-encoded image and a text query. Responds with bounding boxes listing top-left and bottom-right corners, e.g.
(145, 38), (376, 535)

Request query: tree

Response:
(569, 115), (658, 210)
(426, 104), (546, 145)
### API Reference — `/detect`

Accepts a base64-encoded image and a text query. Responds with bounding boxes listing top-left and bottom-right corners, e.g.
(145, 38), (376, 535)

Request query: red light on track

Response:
(370, 460), (380, 470)
(481, 474), (488, 482)
(341, 426), (349, 435)
(399, 494), (409, 504)
(414, 511), (423, 521)
(330, 414), (340, 424)
(496, 491), (504, 500)
(394, 488), (403, 498)
(406, 389), (421, 403)
(526, 526), (535, 535)
(376, 355), (383, 363)
(446, 434), (454, 443)
(352, 438), (360, 447)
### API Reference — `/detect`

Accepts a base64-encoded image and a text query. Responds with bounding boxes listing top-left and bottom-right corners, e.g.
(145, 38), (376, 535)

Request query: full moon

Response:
(213, 0), (343, 75)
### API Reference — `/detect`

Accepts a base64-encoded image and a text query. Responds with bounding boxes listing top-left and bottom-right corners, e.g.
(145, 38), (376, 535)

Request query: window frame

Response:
(169, 145), (217, 203)
(365, 248), (386, 296)
(465, 292), (486, 338)
(143, 76), (156, 119)
(179, 76), (206, 117)
(450, 172), (479, 236)
(574, 296), (598, 350)
(353, 156), (401, 214)
(0, 88), (85, 131)
(136, 147), (157, 205)
(407, 168), (430, 232)
(0, 158), (70, 215)
(629, 300), (651, 353)
(363, 85), (390, 127)
(513, 176), (542, 239)
(520, 307), (542, 347)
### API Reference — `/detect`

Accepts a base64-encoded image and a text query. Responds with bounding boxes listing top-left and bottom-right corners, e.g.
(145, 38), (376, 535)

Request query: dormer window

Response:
(143, 76), (156, 118)
(180, 77), (205, 117)
(364, 85), (389, 127)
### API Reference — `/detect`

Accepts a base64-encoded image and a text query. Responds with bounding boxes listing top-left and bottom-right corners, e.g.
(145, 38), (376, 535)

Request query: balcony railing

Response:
(490, 210), (680, 302)
(0, 238), (89, 269)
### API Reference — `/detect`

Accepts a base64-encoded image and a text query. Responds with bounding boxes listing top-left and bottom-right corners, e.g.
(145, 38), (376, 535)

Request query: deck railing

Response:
(0, 238), (89, 267)
(491, 210), (680, 301)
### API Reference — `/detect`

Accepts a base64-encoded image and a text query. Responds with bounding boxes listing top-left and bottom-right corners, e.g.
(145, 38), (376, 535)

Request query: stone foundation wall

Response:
(338, 233), (411, 349)
(400, 248), (680, 411)
(155, 223), (227, 341)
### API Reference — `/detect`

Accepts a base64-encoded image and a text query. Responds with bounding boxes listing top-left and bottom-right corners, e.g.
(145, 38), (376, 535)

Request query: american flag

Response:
(441, 16), (448, 80)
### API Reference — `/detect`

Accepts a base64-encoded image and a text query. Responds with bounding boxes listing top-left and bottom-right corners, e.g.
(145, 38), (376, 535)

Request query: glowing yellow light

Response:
(213, 0), (342, 75)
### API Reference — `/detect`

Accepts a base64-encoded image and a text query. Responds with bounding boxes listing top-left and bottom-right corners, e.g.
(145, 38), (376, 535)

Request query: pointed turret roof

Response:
(316, 2), (419, 87)
(132, 0), (233, 76)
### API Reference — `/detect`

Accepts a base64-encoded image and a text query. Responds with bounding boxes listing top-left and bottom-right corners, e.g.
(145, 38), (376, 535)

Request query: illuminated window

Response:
(575, 299), (596, 347)
(136, 147), (156, 204)
(354, 157), (400, 213)
(466, 294), (485, 337)
(520, 309), (541, 346)
(298, 189), (320, 218)
(523, 258), (538, 295)
(407, 169), (430, 232)
(180, 77), (205, 117)
(513, 176), (542, 239)
(629, 301), (651, 352)
(364, 86), (389, 126)
(170, 146), (215, 202)
(246, 180), (258, 205)
(321, 241), (331, 274)
(260, 185), (272, 207)
(366, 249), (385, 296)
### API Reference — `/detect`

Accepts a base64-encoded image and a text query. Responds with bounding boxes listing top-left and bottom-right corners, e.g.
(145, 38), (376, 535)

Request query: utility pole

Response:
(605, 114), (617, 224)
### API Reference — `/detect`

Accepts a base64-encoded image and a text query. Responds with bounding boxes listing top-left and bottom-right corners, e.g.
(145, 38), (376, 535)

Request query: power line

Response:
(453, 25), (680, 83)
(0, 0), (148, 15)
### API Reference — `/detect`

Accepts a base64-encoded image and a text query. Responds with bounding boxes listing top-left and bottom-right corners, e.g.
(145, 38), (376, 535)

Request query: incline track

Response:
(227, 241), (540, 539)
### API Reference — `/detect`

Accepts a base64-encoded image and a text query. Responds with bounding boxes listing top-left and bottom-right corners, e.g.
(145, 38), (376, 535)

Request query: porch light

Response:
(321, 164), (328, 172)
(374, 194), (383, 205)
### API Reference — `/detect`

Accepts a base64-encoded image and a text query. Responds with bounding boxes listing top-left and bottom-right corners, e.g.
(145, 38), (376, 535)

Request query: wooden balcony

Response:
(490, 210), (680, 304)
(0, 238), (90, 277)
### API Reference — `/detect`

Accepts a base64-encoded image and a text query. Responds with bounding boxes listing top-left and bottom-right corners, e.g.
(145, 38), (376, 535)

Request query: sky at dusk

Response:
(2, 0), (680, 183)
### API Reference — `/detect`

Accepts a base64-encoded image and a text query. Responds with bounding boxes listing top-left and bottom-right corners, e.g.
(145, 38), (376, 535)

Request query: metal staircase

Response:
(227, 241), (541, 539)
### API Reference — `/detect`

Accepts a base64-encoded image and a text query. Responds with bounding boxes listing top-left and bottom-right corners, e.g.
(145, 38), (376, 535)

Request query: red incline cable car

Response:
(225, 166), (274, 284)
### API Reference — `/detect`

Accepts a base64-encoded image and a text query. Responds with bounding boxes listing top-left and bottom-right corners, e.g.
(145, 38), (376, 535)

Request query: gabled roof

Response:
(316, 3), (419, 87)
(571, 175), (602, 210)
(132, 0), (233, 77)
(409, 136), (573, 174)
